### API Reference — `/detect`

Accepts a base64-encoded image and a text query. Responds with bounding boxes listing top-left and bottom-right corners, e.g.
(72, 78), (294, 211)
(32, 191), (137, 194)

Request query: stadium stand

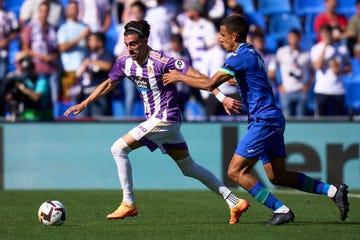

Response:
(236, 0), (256, 13)
(245, 11), (266, 31)
(258, 0), (292, 16)
(2, 0), (359, 119)
(344, 74), (360, 115)
(268, 13), (302, 44)
(293, 0), (325, 16)
(336, 0), (356, 18)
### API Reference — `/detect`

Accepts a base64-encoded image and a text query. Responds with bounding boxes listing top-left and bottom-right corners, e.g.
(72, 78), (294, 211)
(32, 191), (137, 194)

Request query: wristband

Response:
(215, 92), (226, 102)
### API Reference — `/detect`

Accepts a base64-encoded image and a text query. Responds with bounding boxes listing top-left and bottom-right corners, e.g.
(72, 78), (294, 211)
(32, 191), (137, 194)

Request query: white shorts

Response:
(128, 117), (188, 153)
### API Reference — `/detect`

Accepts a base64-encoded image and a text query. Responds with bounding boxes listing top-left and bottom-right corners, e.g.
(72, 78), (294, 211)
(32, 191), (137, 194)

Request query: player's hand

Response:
(226, 78), (237, 86)
(222, 97), (242, 115)
(163, 69), (180, 86)
(63, 103), (86, 117)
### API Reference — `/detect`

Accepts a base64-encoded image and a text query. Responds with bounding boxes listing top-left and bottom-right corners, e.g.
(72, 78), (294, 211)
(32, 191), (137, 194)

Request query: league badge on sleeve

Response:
(175, 60), (185, 70)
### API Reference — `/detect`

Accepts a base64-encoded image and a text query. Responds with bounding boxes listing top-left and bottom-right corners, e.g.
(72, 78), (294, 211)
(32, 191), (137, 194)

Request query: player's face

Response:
(219, 25), (236, 52)
(124, 34), (148, 61)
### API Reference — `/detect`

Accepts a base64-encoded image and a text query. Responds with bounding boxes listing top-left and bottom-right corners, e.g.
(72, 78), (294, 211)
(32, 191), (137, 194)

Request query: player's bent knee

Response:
(176, 156), (196, 177)
(268, 176), (284, 186)
(227, 167), (238, 181)
(111, 138), (131, 156)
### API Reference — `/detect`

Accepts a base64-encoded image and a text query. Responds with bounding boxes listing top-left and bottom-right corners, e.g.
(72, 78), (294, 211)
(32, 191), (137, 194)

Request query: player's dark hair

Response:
(124, 20), (150, 38)
(221, 15), (249, 43)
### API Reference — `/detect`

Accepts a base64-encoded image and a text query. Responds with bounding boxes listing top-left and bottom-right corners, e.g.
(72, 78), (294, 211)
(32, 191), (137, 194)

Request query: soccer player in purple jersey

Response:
(163, 15), (349, 225)
(64, 20), (249, 224)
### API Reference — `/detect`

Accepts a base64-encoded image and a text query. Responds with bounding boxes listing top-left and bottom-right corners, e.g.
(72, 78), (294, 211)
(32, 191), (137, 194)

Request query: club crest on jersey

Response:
(175, 60), (185, 70)
(148, 66), (153, 74)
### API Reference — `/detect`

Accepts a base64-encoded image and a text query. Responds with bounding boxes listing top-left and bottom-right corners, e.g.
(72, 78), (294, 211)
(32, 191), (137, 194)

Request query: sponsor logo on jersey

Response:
(129, 76), (150, 91)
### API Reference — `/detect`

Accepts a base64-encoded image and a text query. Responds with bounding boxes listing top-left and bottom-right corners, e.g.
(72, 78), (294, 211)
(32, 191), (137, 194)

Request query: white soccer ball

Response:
(38, 200), (66, 226)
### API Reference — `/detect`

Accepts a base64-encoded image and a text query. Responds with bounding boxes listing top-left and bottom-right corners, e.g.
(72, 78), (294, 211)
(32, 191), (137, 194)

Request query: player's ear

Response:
(232, 32), (240, 42)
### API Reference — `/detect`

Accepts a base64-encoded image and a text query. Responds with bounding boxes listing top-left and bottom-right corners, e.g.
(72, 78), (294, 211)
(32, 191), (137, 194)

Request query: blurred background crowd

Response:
(0, 0), (359, 121)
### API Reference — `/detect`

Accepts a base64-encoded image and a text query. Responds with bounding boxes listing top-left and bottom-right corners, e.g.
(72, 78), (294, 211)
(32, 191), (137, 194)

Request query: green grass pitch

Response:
(0, 190), (359, 240)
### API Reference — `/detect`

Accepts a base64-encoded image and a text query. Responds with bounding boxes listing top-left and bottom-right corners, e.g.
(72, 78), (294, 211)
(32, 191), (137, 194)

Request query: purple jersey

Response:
(109, 49), (189, 123)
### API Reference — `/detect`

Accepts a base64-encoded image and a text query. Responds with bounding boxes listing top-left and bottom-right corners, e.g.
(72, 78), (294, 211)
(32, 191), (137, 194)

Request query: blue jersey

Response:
(220, 43), (283, 123)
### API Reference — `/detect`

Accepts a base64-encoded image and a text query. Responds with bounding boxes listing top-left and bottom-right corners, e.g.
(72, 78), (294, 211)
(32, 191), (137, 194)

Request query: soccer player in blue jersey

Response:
(163, 15), (349, 225)
(64, 20), (249, 224)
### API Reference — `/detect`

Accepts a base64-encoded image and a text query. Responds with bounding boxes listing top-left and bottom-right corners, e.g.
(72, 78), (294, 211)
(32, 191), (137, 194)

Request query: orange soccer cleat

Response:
(106, 202), (139, 219)
(229, 199), (249, 224)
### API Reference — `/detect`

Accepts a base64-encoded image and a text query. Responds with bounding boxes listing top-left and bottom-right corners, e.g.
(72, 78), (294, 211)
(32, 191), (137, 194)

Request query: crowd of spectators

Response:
(0, 0), (359, 121)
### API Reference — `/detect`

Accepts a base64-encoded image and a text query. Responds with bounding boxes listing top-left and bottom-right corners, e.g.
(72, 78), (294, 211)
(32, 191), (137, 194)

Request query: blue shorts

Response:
(235, 119), (286, 164)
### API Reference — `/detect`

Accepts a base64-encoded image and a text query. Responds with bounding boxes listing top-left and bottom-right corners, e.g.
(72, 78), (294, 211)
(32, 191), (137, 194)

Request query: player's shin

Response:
(176, 156), (239, 207)
(111, 138), (135, 205)
(296, 173), (337, 197)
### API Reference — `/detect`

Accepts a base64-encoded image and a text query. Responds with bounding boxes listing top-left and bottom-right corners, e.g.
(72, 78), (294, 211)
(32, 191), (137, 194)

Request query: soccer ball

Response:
(38, 200), (66, 226)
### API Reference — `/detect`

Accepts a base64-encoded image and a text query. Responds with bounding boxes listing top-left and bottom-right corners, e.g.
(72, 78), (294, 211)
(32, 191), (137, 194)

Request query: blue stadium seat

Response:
(8, 37), (20, 72)
(236, 0), (255, 13)
(293, 0), (325, 16)
(264, 34), (278, 53)
(268, 13), (302, 44)
(299, 33), (316, 51)
(306, 81), (315, 115)
(351, 58), (360, 76)
(105, 23), (118, 53)
(3, 0), (23, 17)
(59, 0), (69, 7)
(111, 100), (125, 118)
(336, 0), (356, 17)
(258, 0), (291, 16)
(304, 13), (318, 42)
(344, 74), (360, 115)
(245, 12), (266, 31)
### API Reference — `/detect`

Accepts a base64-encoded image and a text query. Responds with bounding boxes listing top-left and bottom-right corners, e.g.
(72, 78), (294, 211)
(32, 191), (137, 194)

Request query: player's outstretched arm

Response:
(163, 67), (231, 91)
(64, 78), (119, 116)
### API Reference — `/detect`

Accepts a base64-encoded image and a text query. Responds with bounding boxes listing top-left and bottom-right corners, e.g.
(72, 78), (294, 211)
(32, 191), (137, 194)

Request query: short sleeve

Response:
(108, 57), (125, 81)
(166, 57), (190, 74)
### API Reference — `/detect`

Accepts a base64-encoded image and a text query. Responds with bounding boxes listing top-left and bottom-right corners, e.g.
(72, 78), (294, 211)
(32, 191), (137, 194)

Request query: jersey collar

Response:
(234, 43), (247, 53)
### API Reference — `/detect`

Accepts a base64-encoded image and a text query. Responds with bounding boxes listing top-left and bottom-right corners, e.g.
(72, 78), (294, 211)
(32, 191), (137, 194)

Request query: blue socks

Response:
(296, 173), (331, 195)
(249, 181), (284, 211)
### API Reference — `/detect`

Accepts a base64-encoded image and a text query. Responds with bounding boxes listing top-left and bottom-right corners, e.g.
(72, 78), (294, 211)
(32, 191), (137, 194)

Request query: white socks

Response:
(274, 205), (290, 214)
(176, 156), (237, 207)
(225, 192), (240, 208)
(327, 185), (337, 198)
(111, 141), (240, 208)
(111, 138), (134, 205)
